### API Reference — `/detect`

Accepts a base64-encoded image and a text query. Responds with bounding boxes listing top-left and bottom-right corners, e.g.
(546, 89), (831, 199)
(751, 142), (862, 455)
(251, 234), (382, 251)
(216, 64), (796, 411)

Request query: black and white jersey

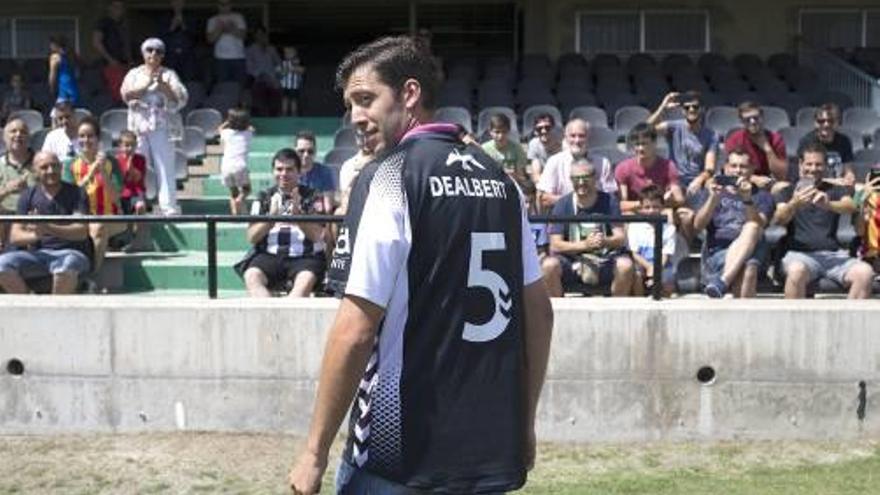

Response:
(249, 185), (325, 257)
(327, 124), (541, 493)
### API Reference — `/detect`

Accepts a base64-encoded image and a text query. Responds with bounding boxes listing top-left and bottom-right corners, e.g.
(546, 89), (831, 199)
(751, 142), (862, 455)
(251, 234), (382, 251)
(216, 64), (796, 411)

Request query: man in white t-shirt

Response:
(41, 101), (80, 160)
(536, 118), (616, 209)
(206, 0), (247, 84)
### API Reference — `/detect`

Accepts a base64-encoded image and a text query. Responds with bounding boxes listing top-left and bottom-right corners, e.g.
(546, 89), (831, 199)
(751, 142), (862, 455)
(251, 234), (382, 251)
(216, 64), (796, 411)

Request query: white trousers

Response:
(139, 128), (179, 215)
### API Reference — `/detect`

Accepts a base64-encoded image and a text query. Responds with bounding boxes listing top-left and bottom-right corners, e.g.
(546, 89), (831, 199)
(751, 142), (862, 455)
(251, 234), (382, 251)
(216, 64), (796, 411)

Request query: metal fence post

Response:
(652, 220), (663, 301)
(207, 219), (218, 299)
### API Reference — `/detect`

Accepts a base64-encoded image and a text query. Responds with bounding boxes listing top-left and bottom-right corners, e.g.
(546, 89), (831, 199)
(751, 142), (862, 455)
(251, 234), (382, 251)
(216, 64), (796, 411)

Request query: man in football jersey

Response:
(288, 36), (554, 495)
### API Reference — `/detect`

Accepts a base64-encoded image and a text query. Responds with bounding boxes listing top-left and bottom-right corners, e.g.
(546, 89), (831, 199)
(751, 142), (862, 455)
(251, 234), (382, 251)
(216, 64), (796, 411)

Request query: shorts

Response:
(0, 248), (91, 278)
(558, 253), (619, 289)
(244, 251), (326, 288)
(635, 263), (677, 287)
(781, 249), (860, 286)
(335, 459), (506, 495)
(702, 241), (769, 283)
(221, 168), (251, 190)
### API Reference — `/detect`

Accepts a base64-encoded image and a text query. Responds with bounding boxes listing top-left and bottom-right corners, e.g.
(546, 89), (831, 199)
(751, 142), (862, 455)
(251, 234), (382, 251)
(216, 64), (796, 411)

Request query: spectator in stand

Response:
(541, 158), (634, 297)
(0, 151), (90, 294)
(1, 73), (32, 124)
(337, 130), (374, 215)
(773, 142), (873, 299)
(481, 113), (530, 188)
(627, 184), (683, 296)
(277, 46), (305, 116)
(294, 130), (334, 214)
(218, 107), (254, 215)
(724, 101), (788, 181)
(246, 26), (282, 117)
(615, 123), (684, 214)
(92, 0), (132, 103)
(855, 169), (880, 274)
(647, 91), (719, 202)
(41, 100), (80, 160)
(48, 35), (80, 106)
(206, 0), (247, 84)
(521, 181), (549, 260)
(797, 103), (856, 187)
(1, 118), (35, 250)
(537, 118), (616, 209)
(115, 130), (147, 250)
(235, 148), (326, 297)
(693, 147), (774, 298)
(62, 117), (125, 272)
(526, 113), (562, 185)
(160, 0), (197, 82)
(121, 37), (188, 216)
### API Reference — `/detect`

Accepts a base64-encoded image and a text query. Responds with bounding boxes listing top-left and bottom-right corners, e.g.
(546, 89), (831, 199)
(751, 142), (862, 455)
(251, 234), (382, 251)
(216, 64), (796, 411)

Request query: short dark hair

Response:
(727, 145), (751, 161)
(638, 184), (664, 204)
(226, 107), (251, 131)
(49, 35), (68, 49)
(272, 147), (302, 172)
(54, 99), (74, 112)
(815, 103), (840, 121)
(119, 129), (137, 142)
(737, 101), (762, 116)
(534, 113), (556, 126)
(799, 141), (827, 161)
(489, 113), (510, 131)
(295, 130), (316, 145)
(627, 122), (656, 146)
(681, 90), (702, 105)
(335, 35), (440, 110)
(77, 115), (101, 136)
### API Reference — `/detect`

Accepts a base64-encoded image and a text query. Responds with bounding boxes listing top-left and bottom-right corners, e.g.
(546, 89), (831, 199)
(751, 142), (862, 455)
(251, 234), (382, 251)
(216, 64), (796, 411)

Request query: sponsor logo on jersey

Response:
(445, 149), (487, 172)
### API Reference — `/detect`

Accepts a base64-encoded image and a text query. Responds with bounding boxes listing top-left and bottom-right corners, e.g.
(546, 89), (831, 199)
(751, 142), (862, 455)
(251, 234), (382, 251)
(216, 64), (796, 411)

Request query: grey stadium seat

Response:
(705, 106), (740, 136)
(99, 109), (129, 141)
(182, 126), (207, 160)
(795, 106), (818, 128)
(324, 146), (357, 168)
(568, 106), (609, 129)
(521, 105), (563, 137)
(853, 148), (880, 172)
(838, 126), (866, 152)
(590, 146), (629, 167)
(761, 106), (791, 132)
(9, 109), (44, 134)
(185, 108), (223, 141)
(29, 128), (51, 151)
(74, 108), (93, 123)
(777, 126), (812, 158)
(842, 107), (880, 139)
(434, 106), (473, 133)
(174, 149), (188, 181)
(586, 126), (619, 149)
(613, 106), (650, 138)
(333, 127), (358, 148)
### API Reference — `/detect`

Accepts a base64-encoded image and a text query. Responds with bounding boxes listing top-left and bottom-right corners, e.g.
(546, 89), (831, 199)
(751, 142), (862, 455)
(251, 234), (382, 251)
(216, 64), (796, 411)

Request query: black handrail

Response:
(0, 213), (667, 300)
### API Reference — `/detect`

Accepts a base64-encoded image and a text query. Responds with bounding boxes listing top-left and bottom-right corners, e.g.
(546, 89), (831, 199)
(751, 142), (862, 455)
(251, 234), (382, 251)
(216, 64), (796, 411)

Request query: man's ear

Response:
(400, 78), (422, 112)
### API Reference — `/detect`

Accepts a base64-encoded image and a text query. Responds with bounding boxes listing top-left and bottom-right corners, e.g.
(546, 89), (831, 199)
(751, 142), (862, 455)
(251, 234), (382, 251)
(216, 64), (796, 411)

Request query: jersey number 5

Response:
(463, 232), (512, 342)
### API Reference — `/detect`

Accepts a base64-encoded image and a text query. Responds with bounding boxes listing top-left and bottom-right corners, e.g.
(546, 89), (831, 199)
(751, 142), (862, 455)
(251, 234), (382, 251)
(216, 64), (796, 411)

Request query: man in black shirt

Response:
(796, 103), (856, 186)
(773, 142), (873, 299)
(288, 36), (553, 495)
(0, 151), (90, 294)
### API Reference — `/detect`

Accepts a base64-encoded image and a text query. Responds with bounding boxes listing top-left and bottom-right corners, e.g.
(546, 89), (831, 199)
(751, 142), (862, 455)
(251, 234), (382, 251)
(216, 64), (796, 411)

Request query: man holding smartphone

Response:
(773, 142), (874, 299)
(693, 147), (775, 298)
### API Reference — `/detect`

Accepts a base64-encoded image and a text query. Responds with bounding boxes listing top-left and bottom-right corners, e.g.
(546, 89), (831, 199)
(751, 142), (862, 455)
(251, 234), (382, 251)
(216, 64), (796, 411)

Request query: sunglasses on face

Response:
(535, 125), (552, 133)
(816, 118), (835, 125)
(683, 104), (700, 111)
(570, 174), (595, 184)
(742, 115), (761, 124)
(145, 47), (164, 54)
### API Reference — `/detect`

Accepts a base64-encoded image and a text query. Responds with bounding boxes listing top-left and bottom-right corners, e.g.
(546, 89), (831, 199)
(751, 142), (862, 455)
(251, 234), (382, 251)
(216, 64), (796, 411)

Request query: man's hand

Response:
(791, 185), (816, 209)
(660, 91), (680, 111)
(812, 190), (830, 207)
(5, 177), (28, 194)
(737, 177), (753, 201)
(706, 178), (722, 199)
(288, 449), (327, 495)
(583, 231), (605, 251)
(750, 175), (773, 190)
(686, 175), (704, 197)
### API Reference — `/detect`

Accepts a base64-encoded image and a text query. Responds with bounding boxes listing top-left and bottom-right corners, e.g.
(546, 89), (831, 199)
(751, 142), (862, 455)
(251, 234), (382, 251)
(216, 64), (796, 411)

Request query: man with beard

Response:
(797, 103), (856, 187)
(724, 101), (788, 181)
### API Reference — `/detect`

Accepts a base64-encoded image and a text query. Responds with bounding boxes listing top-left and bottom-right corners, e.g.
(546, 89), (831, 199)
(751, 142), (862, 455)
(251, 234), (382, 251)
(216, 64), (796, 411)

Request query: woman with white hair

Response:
(120, 37), (188, 215)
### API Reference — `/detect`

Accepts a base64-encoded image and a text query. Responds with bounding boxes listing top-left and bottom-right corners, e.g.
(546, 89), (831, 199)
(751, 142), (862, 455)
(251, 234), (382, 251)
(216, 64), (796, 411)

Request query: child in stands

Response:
(218, 107), (253, 215)
(627, 184), (684, 296)
(277, 46), (305, 116)
(116, 130), (147, 216)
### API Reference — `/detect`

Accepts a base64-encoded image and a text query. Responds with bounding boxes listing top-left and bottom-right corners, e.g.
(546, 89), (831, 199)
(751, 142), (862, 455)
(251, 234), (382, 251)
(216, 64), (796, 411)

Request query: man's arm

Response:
(9, 222), (38, 247)
(548, 233), (587, 255)
(289, 295), (383, 494)
(692, 190), (718, 233)
(521, 278), (553, 470)
(42, 221), (89, 241)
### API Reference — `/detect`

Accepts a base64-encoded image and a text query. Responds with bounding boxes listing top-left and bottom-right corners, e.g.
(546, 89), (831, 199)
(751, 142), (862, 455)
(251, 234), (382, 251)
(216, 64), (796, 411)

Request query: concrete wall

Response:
(1, 296), (877, 442)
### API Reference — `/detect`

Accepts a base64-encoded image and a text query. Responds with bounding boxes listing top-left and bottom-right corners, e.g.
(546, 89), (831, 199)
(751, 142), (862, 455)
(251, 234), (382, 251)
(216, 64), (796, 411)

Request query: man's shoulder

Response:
(551, 193), (574, 214)
(545, 149), (570, 167)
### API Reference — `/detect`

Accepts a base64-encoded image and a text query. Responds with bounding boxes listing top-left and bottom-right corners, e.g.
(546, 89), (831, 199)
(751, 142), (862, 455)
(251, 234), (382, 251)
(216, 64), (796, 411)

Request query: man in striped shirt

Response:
(238, 148), (326, 297)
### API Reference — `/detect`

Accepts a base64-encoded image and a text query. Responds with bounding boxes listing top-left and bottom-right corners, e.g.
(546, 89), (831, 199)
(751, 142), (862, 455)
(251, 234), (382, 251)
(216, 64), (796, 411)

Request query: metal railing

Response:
(798, 37), (880, 111)
(0, 213), (668, 300)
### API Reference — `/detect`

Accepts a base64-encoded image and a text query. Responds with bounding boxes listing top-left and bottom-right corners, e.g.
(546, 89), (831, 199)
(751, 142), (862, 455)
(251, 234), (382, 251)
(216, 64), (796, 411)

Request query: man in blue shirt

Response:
(295, 130), (336, 214)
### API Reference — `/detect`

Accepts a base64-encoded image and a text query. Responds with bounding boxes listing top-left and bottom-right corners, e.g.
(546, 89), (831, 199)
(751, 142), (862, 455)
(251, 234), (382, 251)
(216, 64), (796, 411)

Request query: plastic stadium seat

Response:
(705, 106), (740, 136)
(29, 128), (51, 151)
(333, 127), (358, 148)
(842, 107), (880, 138)
(590, 146), (629, 167)
(434, 106), (473, 133)
(813, 91), (854, 111)
(839, 126), (866, 153)
(698, 53), (730, 75)
(600, 93), (640, 121)
(854, 148), (880, 170)
(520, 54), (552, 78)
(73, 107), (92, 122)
(777, 126), (812, 158)
(767, 53), (798, 78)
(568, 106), (608, 128)
(324, 147), (357, 168)
(613, 106), (650, 138)
(477, 86), (515, 109)
(516, 88), (556, 110)
(185, 108), (223, 141)
(661, 53), (694, 77)
(522, 105), (563, 136)
(99, 109), (128, 141)
(9, 109), (44, 134)
(182, 126), (207, 160)
(761, 106), (791, 131)
(100, 129), (113, 151)
(586, 126), (618, 149)
(174, 149), (188, 181)
(796, 106), (818, 128)
(477, 106), (519, 139)
(557, 93), (598, 119)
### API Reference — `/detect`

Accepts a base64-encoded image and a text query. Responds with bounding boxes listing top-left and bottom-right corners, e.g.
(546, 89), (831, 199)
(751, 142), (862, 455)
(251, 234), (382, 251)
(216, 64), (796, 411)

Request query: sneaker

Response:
(704, 277), (727, 299)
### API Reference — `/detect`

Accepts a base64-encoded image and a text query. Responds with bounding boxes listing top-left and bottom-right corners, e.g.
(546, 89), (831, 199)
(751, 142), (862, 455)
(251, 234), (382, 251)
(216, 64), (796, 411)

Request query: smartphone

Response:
(815, 180), (833, 192)
(715, 175), (738, 187)
(869, 169), (880, 183)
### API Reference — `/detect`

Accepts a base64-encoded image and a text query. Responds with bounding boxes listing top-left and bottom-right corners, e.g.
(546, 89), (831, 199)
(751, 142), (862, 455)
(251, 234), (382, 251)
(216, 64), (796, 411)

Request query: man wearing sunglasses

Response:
(294, 130), (335, 214)
(526, 113), (561, 185)
(796, 103), (856, 187)
(647, 91), (720, 203)
(724, 101), (787, 181)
